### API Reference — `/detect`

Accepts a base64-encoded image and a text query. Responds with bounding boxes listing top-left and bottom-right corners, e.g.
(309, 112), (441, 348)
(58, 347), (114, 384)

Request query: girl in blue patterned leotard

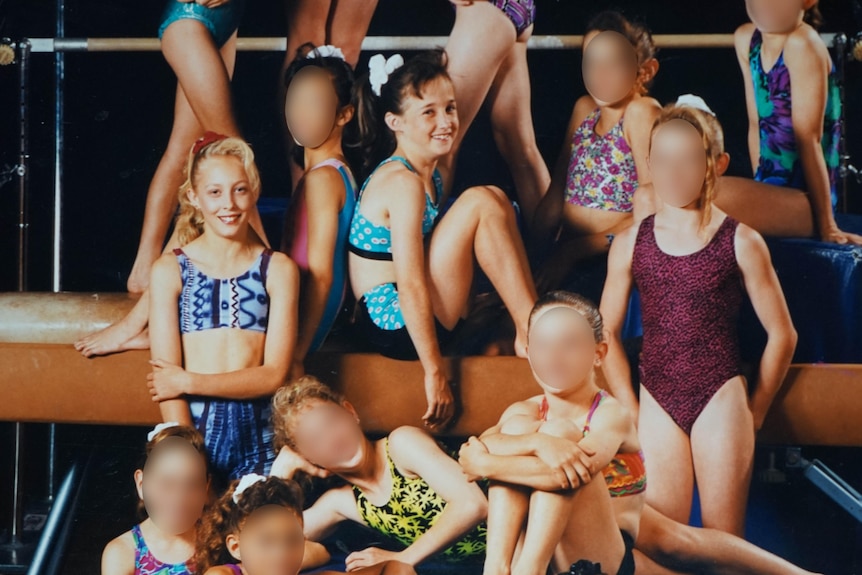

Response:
(147, 136), (299, 484)
(714, 2), (862, 245)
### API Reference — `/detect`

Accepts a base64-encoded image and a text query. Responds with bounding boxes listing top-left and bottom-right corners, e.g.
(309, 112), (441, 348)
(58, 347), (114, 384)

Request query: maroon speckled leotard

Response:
(632, 214), (744, 435)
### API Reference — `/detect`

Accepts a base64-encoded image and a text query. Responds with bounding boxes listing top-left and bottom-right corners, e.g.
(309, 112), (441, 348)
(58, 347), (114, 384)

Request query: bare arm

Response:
(303, 485), (361, 541)
(292, 167), (345, 371)
(387, 170), (453, 430)
(599, 225), (639, 418)
(734, 23), (760, 175)
(734, 224), (797, 430)
(148, 254), (299, 401)
(624, 96), (661, 188)
(148, 255), (192, 425)
(785, 29), (862, 244)
(381, 426), (487, 565)
(101, 534), (135, 575)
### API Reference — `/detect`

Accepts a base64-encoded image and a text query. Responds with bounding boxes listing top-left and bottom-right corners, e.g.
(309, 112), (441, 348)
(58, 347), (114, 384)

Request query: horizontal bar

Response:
(22, 33), (839, 53)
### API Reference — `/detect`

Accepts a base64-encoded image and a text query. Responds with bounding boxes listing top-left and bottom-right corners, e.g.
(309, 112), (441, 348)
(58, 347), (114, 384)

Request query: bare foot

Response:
(74, 320), (149, 358)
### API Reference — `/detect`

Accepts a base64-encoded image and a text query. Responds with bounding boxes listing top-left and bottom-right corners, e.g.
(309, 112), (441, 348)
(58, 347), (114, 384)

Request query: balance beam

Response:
(1, 293), (861, 445)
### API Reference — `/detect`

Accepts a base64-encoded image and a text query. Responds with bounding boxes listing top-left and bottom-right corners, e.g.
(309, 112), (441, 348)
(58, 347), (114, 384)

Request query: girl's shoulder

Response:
(622, 96), (661, 132)
(783, 23), (831, 65)
(364, 158), (425, 200)
(101, 530), (136, 574)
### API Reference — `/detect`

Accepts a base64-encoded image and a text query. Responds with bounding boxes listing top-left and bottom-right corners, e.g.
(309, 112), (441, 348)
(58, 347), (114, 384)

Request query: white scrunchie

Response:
(233, 473), (267, 504)
(147, 421), (180, 442)
(369, 53), (405, 96)
(676, 94), (716, 117)
(308, 45), (346, 61)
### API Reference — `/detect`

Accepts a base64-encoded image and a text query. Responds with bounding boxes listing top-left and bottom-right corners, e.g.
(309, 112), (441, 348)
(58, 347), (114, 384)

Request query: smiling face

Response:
(745, 0), (810, 33)
(188, 155), (256, 239)
(285, 66), (342, 149)
(527, 306), (605, 396)
(582, 30), (640, 106)
(649, 119), (708, 209)
(387, 76), (458, 159)
(135, 437), (209, 535)
(227, 505), (306, 575)
(289, 400), (367, 473)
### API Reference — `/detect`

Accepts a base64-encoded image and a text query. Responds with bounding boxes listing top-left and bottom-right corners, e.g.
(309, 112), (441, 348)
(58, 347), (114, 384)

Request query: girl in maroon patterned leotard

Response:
(600, 101), (796, 537)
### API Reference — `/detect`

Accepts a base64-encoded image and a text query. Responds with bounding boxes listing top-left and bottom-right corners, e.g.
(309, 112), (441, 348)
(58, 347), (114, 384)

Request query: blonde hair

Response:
(650, 103), (725, 235)
(271, 376), (344, 452)
(175, 136), (262, 246)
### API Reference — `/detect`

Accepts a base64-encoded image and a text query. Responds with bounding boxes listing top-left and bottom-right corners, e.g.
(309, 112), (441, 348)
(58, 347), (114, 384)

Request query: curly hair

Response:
(271, 376), (344, 452)
(195, 476), (305, 573)
(175, 136), (262, 247)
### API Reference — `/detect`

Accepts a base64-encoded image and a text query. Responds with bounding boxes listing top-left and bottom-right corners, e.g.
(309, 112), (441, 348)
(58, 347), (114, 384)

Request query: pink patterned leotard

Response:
(565, 108), (638, 213)
(631, 215), (744, 435)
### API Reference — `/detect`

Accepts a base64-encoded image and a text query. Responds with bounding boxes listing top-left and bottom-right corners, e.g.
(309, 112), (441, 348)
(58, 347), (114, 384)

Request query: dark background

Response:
(1, 2), (862, 573)
(1, 0), (862, 292)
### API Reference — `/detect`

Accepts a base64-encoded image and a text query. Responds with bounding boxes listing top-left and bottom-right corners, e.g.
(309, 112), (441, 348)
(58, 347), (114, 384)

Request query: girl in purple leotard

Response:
(600, 101), (797, 537)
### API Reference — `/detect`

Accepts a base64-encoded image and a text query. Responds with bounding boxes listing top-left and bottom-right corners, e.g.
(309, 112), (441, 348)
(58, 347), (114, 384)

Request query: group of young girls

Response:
(89, 0), (847, 573)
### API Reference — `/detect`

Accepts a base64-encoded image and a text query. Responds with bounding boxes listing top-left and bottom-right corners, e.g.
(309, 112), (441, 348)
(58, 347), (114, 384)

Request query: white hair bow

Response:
(233, 473), (267, 504)
(308, 45), (346, 61)
(676, 94), (716, 116)
(147, 421), (180, 442)
(369, 53), (405, 96)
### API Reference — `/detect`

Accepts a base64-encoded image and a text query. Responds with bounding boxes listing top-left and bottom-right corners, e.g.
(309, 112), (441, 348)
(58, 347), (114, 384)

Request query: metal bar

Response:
(10, 423), (23, 542)
(803, 458), (862, 524)
(26, 460), (86, 575)
(834, 33), (850, 213)
(24, 33), (839, 52)
(52, 2), (64, 293)
(17, 39), (30, 292)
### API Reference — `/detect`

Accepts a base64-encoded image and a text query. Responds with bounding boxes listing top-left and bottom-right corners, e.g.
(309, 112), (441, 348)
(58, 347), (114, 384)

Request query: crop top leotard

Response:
(348, 156), (442, 261)
(174, 247), (272, 334)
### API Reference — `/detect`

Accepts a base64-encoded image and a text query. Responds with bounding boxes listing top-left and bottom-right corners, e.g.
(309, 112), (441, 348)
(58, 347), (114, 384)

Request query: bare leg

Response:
(484, 417), (541, 575)
(441, 2), (516, 195)
(690, 376), (754, 536)
(485, 39), (550, 224)
(636, 505), (820, 575)
(531, 419), (625, 575)
(73, 292), (150, 357)
(426, 185), (537, 356)
(127, 23), (240, 293)
(714, 176), (814, 238)
(638, 386), (695, 526)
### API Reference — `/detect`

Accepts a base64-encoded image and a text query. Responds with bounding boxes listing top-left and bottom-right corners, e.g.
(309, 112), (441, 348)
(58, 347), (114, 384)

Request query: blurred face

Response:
(136, 438), (208, 535)
(290, 401), (366, 472)
(189, 155), (256, 238)
(285, 67), (340, 149)
(649, 119), (708, 209)
(388, 76), (458, 158)
(745, 0), (810, 33)
(228, 506), (305, 575)
(582, 31), (639, 106)
(527, 306), (603, 396)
